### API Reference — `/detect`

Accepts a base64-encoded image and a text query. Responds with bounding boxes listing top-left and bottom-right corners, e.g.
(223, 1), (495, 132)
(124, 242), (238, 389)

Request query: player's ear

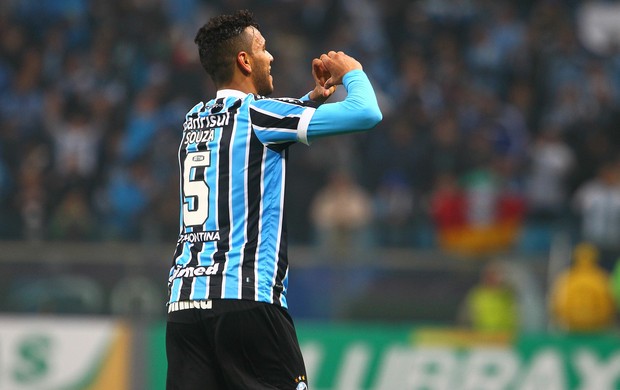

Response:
(237, 51), (252, 75)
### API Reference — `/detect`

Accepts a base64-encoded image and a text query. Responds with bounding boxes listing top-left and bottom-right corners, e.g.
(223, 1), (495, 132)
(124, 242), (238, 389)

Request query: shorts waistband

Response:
(168, 300), (213, 313)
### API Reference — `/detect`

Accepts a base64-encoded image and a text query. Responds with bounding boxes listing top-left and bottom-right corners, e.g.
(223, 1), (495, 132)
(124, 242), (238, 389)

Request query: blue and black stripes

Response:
(168, 70), (382, 310)
(169, 91), (311, 308)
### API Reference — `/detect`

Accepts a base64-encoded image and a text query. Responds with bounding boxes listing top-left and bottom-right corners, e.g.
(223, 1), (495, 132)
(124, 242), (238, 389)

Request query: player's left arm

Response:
(251, 61), (381, 146)
(304, 69), (382, 141)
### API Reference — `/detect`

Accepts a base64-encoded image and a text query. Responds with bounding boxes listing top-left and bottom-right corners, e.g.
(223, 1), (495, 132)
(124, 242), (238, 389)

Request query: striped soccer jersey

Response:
(168, 89), (318, 309)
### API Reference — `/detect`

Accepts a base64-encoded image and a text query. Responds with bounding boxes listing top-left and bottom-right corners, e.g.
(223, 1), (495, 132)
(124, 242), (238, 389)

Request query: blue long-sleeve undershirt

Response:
(301, 69), (382, 143)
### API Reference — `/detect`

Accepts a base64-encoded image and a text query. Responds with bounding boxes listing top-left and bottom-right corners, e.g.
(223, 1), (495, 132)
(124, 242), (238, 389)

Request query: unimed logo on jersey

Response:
(170, 263), (219, 280)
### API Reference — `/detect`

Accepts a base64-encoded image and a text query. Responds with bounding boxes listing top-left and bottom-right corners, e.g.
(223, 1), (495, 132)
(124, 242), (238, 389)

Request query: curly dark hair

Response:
(194, 9), (260, 86)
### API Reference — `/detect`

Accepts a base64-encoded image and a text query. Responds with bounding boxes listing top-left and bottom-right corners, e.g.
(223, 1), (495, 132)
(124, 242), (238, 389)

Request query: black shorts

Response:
(166, 299), (308, 390)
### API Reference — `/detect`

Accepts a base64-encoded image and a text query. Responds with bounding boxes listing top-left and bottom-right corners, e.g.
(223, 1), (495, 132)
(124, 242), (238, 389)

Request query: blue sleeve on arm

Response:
(306, 69), (382, 142)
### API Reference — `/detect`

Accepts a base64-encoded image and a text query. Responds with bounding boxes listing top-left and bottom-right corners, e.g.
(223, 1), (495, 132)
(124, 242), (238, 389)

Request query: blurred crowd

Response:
(1, 0), (620, 264)
(460, 241), (620, 333)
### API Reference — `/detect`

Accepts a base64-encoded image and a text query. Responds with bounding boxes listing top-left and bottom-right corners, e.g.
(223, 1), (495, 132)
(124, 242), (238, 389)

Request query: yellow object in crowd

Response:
(550, 242), (616, 332)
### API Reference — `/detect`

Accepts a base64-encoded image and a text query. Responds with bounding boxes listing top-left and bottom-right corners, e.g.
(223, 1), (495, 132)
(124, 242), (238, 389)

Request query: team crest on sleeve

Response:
(295, 375), (307, 390)
(275, 97), (303, 105)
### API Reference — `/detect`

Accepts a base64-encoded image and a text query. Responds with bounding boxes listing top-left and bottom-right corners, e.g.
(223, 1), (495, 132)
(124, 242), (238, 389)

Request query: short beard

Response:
(256, 82), (273, 96)
(253, 73), (273, 96)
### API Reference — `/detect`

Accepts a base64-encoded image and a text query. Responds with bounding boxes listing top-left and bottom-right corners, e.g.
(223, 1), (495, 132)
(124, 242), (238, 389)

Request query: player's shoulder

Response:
(185, 101), (205, 118)
(250, 96), (319, 116)
(185, 98), (227, 117)
(252, 95), (305, 106)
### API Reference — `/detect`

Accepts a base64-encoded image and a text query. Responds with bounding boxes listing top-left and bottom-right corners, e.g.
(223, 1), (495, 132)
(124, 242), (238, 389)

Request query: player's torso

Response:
(169, 95), (289, 306)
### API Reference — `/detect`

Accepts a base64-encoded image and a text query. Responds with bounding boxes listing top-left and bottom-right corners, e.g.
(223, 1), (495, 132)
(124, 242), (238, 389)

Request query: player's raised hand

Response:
(320, 51), (362, 89)
(309, 58), (337, 102)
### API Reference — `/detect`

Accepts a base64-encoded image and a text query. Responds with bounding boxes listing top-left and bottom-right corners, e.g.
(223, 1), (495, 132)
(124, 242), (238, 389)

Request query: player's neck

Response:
(219, 74), (257, 95)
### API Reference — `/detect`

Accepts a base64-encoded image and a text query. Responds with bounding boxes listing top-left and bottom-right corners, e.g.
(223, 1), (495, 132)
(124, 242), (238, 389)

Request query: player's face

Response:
(248, 27), (274, 96)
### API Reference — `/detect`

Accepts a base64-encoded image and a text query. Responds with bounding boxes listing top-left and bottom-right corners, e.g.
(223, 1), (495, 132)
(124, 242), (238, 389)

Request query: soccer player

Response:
(166, 9), (382, 389)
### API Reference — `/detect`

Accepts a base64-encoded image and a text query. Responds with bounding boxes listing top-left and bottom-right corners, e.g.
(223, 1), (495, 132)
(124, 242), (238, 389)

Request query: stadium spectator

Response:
(431, 158), (526, 256)
(422, 113), (466, 192)
(524, 125), (575, 222)
(118, 88), (162, 163)
(0, 47), (44, 140)
(461, 260), (519, 333)
(572, 158), (620, 271)
(97, 159), (153, 240)
(373, 172), (416, 247)
(310, 170), (374, 260)
(429, 171), (466, 237)
(45, 95), (103, 194)
(48, 187), (97, 241)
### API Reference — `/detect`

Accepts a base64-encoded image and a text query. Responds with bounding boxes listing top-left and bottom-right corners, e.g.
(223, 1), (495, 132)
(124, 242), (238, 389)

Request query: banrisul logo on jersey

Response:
(183, 112), (230, 131)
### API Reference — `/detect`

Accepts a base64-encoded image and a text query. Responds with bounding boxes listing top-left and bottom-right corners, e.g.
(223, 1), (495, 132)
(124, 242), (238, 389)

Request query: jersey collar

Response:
(216, 89), (248, 100)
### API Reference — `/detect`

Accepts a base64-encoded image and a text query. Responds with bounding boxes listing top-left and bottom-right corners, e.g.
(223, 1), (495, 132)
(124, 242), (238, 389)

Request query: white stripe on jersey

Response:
(272, 149), (286, 305)
(297, 108), (315, 145)
(252, 125), (299, 134)
(253, 146), (268, 302)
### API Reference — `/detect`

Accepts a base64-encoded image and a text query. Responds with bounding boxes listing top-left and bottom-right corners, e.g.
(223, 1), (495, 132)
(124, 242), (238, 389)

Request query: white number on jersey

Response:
(182, 151), (211, 226)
